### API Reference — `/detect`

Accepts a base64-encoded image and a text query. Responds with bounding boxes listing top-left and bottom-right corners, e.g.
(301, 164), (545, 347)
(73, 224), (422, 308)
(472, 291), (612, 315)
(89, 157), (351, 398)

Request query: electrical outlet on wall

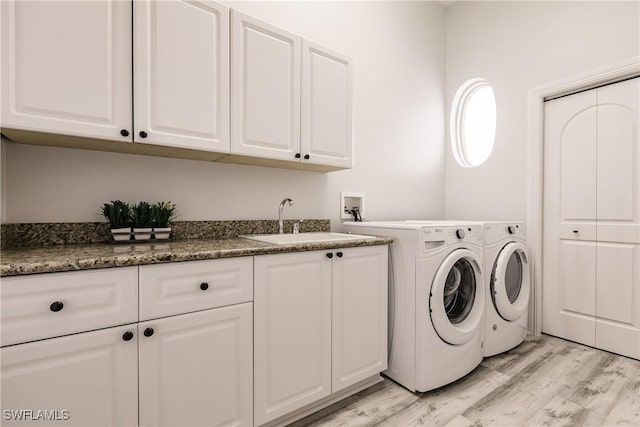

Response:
(340, 192), (365, 221)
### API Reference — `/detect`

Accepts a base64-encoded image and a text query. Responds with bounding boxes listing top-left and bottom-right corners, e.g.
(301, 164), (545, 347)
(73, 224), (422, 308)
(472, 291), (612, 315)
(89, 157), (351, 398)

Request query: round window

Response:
(450, 78), (496, 167)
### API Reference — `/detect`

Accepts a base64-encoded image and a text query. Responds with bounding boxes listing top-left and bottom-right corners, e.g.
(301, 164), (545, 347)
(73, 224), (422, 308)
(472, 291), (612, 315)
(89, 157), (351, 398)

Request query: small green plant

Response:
(132, 202), (153, 228)
(101, 200), (132, 229)
(152, 201), (177, 228)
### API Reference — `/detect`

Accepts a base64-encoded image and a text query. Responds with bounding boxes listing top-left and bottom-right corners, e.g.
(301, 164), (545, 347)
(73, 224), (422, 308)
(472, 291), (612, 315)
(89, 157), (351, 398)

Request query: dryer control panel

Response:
(483, 222), (526, 245)
(421, 225), (484, 253)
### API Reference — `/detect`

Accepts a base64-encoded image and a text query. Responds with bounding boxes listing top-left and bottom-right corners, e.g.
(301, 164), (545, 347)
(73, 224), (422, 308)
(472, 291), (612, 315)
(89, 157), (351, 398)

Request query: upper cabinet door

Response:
(231, 11), (301, 161)
(301, 40), (353, 169)
(134, 0), (230, 152)
(1, 0), (132, 142)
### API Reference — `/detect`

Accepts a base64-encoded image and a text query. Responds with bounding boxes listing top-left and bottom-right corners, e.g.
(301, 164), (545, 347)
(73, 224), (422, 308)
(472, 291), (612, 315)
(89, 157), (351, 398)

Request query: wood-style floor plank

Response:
(291, 335), (640, 427)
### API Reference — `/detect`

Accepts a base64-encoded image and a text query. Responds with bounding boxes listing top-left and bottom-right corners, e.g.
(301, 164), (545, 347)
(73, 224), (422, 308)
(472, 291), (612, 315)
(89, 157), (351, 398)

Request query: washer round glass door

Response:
(430, 249), (484, 345)
(491, 242), (529, 321)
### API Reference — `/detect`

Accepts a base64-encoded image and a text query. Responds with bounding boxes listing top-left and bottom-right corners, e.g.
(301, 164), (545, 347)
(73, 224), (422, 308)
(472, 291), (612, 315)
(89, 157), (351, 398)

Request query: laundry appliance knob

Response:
(455, 229), (465, 239)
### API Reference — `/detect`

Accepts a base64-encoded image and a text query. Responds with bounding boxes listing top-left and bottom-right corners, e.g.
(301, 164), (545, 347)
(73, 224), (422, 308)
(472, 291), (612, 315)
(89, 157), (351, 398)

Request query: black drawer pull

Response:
(144, 328), (154, 337)
(336, 252), (343, 258)
(49, 301), (64, 312)
(326, 253), (333, 259)
(122, 331), (134, 341)
(200, 282), (209, 291)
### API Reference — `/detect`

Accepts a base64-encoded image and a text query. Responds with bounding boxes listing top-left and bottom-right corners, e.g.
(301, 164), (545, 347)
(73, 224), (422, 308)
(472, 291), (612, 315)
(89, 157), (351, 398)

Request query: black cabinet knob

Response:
(139, 131), (148, 139)
(49, 301), (64, 312)
(336, 252), (343, 258)
(573, 230), (579, 234)
(295, 153), (301, 158)
(120, 129), (130, 137)
(200, 282), (209, 291)
(122, 331), (134, 341)
(303, 154), (310, 160)
(143, 327), (154, 337)
(326, 253), (333, 259)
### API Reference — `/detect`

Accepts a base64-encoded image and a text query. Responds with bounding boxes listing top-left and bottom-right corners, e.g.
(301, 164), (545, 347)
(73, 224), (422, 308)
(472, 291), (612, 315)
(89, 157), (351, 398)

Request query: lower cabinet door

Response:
(332, 246), (388, 392)
(0, 325), (138, 426)
(253, 251), (332, 426)
(138, 303), (253, 427)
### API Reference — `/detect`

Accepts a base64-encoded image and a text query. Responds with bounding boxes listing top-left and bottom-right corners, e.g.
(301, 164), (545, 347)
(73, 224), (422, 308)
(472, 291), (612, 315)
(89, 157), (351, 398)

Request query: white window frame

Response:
(450, 78), (496, 168)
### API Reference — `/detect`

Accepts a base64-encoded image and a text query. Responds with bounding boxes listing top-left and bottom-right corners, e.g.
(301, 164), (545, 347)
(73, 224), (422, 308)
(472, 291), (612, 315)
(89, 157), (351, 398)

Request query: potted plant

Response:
(101, 200), (132, 241)
(152, 201), (176, 240)
(132, 201), (153, 240)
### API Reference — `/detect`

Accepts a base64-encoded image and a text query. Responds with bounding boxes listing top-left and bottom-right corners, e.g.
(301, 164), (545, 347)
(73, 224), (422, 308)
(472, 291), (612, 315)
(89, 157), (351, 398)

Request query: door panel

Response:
(596, 243), (637, 325)
(560, 107), (598, 222)
(543, 77), (640, 359)
(1, 325), (138, 427)
(560, 240), (596, 317)
(253, 251), (331, 425)
(138, 304), (253, 427)
(301, 40), (353, 168)
(135, 0), (230, 152)
(331, 246), (387, 393)
(231, 11), (300, 160)
(1, 0), (132, 141)
(543, 89), (597, 346)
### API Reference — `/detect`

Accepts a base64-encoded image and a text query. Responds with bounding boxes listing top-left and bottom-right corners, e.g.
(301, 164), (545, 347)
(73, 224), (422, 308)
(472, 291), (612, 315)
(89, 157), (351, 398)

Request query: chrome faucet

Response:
(278, 198), (293, 234)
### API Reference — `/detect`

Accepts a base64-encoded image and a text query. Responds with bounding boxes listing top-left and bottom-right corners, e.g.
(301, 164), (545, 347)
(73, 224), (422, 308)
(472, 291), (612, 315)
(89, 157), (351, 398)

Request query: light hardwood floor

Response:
(290, 335), (640, 427)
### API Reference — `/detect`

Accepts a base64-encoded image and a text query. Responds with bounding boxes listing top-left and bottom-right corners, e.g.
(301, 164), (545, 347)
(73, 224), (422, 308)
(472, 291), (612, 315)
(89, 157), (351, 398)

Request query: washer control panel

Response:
(422, 225), (484, 252)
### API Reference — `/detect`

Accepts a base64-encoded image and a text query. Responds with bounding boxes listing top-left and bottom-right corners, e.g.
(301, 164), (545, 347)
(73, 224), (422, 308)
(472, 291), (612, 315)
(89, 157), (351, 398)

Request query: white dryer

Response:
(482, 222), (530, 357)
(344, 221), (485, 392)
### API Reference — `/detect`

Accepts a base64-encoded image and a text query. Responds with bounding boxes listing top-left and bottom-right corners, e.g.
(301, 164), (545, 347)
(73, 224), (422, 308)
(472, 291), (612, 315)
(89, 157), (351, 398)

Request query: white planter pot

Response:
(153, 227), (172, 240)
(111, 227), (131, 241)
(133, 228), (152, 241)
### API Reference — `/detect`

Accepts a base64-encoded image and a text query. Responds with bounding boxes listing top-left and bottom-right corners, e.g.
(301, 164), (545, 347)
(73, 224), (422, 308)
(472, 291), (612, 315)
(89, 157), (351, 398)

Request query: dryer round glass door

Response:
(430, 249), (484, 345)
(491, 242), (530, 321)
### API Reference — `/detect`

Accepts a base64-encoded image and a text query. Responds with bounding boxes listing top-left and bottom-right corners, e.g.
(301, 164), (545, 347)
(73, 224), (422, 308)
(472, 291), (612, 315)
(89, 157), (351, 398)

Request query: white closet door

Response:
(542, 89), (598, 347)
(1, 0), (132, 141)
(230, 11), (301, 161)
(134, 0), (230, 152)
(543, 77), (640, 360)
(595, 78), (640, 359)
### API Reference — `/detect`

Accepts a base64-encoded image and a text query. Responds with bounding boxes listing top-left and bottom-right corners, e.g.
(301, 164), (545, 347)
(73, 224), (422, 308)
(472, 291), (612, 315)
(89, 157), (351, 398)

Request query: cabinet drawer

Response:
(139, 258), (253, 320)
(1, 267), (138, 347)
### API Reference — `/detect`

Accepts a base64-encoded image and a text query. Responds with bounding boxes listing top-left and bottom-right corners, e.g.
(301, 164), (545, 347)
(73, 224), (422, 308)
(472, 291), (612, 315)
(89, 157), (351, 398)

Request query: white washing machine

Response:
(404, 220), (531, 356)
(344, 221), (485, 392)
(481, 222), (530, 357)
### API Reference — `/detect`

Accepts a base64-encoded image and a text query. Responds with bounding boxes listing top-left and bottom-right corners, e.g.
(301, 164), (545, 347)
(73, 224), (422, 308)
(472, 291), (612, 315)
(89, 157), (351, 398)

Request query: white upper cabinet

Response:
(134, 0), (230, 152)
(1, 0), (133, 142)
(231, 11), (301, 161)
(301, 40), (353, 169)
(230, 11), (353, 169)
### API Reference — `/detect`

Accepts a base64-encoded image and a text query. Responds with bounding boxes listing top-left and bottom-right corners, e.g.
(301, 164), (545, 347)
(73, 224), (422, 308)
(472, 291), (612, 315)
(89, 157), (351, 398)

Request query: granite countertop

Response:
(0, 236), (393, 277)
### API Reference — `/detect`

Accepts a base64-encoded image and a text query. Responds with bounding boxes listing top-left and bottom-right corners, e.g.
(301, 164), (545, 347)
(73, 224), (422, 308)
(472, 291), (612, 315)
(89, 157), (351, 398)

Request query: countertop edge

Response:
(1, 237), (393, 277)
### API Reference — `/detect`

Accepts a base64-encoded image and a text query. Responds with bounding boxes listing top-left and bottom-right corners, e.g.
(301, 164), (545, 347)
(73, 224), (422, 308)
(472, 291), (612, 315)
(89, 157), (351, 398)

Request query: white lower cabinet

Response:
(254, 245), (388, 425)
(1, 324), (138, 427)
(139, 303), (253, 427)
(331, 246), (388, 392)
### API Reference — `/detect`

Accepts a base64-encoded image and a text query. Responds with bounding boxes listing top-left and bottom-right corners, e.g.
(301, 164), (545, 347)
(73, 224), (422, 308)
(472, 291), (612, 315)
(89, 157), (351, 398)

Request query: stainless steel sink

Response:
(240, 232), (376, 245)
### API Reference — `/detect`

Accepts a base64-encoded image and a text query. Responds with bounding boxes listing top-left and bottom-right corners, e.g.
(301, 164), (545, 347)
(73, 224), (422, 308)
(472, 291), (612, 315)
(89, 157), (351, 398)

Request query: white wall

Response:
(1, 1), (447, 226)
(445, 1), (640, 221)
